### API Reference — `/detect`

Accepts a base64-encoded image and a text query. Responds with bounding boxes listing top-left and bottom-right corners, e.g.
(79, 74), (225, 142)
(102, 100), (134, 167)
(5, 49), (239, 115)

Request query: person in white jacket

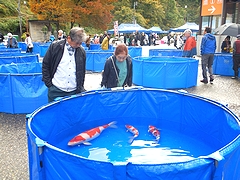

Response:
(25, 33), (33, 53)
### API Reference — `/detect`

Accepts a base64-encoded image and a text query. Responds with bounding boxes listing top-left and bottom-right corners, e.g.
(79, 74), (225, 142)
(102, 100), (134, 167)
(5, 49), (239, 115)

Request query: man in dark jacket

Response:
(42, 27), (87, 102)
(200, 27), (216, 84)
(232, 34), (240, 79)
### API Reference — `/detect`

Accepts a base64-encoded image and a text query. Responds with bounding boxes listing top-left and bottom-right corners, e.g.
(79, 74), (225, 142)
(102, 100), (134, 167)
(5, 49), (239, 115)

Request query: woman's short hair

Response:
(114, 43), (128, 56)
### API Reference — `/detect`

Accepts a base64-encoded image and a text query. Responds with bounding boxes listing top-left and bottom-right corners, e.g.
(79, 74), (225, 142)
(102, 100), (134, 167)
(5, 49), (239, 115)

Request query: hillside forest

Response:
(0, 0), (201, 36)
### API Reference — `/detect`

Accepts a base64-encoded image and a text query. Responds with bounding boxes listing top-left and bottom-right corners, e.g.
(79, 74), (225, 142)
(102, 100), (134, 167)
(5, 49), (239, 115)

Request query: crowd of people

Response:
(1, 26), (239, 102)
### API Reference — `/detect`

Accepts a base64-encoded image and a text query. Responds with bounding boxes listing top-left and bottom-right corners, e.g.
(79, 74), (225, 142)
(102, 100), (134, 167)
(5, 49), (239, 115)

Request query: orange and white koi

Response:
(68, 121), (117, 146)
(148, 125), (160, 143)
(125, 125), (139, 144)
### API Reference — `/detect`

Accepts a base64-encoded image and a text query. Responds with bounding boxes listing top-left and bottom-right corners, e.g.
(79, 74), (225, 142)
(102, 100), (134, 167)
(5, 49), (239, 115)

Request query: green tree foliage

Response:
(0, 0), (20, 34)
(1, 0), (201, 34)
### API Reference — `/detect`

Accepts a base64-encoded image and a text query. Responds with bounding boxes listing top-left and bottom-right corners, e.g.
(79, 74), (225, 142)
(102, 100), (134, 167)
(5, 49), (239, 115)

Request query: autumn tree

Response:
(29, 0), (117, 30)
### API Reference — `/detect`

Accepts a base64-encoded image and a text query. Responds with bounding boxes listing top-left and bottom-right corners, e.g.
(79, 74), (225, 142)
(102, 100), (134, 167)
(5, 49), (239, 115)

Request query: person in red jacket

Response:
(182, 29), (197, 57)
(232, 34), (240, 79)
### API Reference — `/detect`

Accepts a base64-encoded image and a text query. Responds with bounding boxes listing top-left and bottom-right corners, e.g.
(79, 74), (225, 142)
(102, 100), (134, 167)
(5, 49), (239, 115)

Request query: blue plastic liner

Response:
(128, 47), (142, 58)
(149, 49), (183, 57)
(213, 53), (240, 77)
(90, 44), (101, 50)
(132, 56), (199, 89)
(86, 50), (114, 72)
(39, 44), (50, 57)
(26, 88), (240, 180)
(0, 62), (47, 114)
(0, 54), (39, 64)
(33, 42), (41, 54)
(18, 42), (27, 51)
(0, 48), (21, 53)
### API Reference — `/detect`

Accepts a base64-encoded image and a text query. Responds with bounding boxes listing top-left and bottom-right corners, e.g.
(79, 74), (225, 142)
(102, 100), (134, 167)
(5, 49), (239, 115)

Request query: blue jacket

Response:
(201, 33), (216, 55)
(7, 37), (18, 48)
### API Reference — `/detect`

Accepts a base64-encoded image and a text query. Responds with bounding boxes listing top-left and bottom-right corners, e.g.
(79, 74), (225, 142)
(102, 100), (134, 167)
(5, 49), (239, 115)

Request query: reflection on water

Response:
(58, 125), (214, 165)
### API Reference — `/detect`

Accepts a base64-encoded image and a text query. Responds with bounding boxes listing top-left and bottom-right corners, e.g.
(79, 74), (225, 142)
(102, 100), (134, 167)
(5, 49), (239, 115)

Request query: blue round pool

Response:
(27, 88), (240, 180)
(133, 56), (199, 89)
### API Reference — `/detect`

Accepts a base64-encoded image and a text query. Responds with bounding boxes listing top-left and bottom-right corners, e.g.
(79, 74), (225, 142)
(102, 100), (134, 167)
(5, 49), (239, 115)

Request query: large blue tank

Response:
(0, 62), (47, 113)
(132, 56), (198, 89)
(26, 88), (240, 180)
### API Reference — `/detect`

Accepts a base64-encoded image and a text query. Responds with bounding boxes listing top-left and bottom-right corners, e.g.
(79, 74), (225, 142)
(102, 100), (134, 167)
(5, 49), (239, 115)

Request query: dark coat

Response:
(101, 55), (132, 88)
(42, 39), (86, 93)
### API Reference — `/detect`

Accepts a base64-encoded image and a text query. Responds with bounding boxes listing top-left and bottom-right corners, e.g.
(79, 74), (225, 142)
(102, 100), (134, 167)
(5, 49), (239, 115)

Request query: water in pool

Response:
(56, 122), (215, 165)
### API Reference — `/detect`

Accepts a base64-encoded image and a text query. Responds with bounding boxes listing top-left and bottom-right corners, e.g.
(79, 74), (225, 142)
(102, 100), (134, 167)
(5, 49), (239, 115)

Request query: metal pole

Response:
(133, 1), (137, 24)
(18, 0), (22, 37)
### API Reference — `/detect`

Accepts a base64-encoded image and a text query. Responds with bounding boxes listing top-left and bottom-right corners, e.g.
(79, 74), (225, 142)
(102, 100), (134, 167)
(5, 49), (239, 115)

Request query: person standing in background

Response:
(182, 29), (196, 57)
(232, 34), (240, 79)
(221, 35), (231, 53)
(25, 33), (34, 53)
(200, 27), (216, 84)
(7, 33), (18, 48)
(85, 34), (91, 50)
(0, 32), (4, 43)
(58, 30), (66, 40)
(42, 27), (87, 102)
(101, 34), (110, 50)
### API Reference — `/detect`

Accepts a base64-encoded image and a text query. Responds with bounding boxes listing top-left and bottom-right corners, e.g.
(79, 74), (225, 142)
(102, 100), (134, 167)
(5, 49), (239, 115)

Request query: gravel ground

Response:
(0, 65), (239, 180)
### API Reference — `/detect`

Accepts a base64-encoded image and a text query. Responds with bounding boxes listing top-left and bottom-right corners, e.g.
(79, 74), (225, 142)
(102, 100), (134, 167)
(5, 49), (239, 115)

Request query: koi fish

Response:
(68, 121), (117, 146)
(148, 125), (160, 143)
(125, 125), (139, 144)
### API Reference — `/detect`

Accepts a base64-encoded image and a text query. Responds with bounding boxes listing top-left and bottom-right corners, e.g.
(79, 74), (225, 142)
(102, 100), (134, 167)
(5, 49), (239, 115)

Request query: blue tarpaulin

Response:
(132, 56), (198, 89)
(86, 50), (114, 72)
(0, 54), (39, 64)
(26, 88), (240, 180)
(0, 62), (47, 114)
(149, 49), (183, 57)
(213, 53), (240, 77)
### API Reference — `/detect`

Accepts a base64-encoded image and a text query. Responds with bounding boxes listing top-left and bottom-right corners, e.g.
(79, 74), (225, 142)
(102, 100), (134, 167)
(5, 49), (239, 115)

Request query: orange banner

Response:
(201, 0), (223, 16)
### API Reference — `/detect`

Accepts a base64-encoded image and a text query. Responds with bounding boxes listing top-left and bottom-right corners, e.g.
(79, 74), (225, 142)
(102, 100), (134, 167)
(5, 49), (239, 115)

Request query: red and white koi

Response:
(68, 121), (117, 146)
(148, 125), (160, 143)
(125, 125), (139, 144)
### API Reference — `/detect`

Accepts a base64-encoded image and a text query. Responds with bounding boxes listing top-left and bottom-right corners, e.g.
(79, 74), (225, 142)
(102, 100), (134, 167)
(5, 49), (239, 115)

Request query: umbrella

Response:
(213, 23), (240, 37)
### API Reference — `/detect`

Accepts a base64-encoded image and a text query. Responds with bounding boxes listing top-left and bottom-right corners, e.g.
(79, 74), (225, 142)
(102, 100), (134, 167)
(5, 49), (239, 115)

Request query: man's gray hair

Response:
(69, 27), (87, 43)
(183, 29), (192, 35)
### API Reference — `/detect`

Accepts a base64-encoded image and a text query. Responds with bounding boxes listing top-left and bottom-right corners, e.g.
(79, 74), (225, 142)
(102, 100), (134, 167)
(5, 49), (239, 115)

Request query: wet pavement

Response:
(0, 55), (239, 179)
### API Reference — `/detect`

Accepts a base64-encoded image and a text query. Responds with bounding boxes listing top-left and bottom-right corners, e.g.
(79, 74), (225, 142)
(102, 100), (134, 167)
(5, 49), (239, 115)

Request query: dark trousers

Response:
(26, 47), (33, 53)
(201, 54), (214, 81)
(233, 55), (240, 77)
(48, 85), (77, 102)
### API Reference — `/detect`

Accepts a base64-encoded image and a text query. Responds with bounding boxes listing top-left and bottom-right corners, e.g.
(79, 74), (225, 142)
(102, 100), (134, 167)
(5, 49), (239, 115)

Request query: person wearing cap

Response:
(200, 27), (216, 84)
(42, 27), (87, 102)
(221, 35), (231, 53)
(182, 29), (196, 57)
(232, 34), (240, 79)
(58, 30), (66, 40)
(7, 33), (18, 48)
